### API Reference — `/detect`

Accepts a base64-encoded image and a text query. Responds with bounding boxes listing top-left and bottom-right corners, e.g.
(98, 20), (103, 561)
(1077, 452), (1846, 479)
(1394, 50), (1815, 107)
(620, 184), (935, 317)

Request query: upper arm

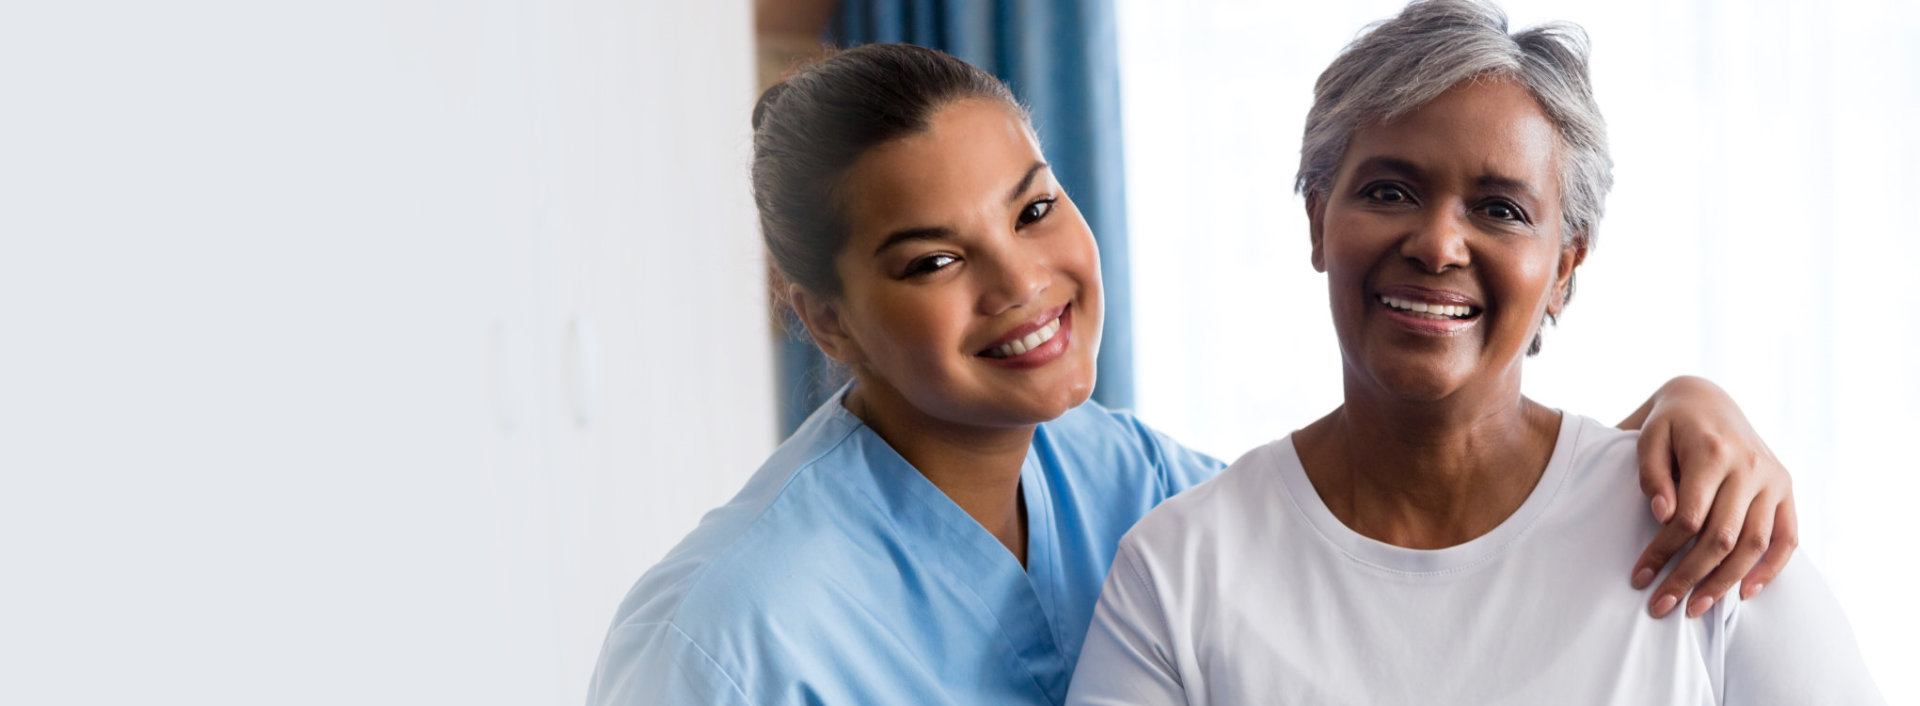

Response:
(1066, 541), (1188, 705)
(1720, 558), (1883, 706)
(587, 622), (754, 706)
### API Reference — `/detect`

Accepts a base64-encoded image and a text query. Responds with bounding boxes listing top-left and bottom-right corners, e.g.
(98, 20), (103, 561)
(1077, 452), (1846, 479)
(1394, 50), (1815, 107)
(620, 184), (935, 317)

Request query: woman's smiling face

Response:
(1309, 78), (1584, 403)
(810, 97), (1103, 429)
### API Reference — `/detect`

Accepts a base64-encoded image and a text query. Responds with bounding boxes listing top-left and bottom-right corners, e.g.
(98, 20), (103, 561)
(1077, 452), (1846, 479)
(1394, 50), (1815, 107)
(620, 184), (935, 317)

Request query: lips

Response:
(1378, 293), (1478, 320)
(1372, 284), (1484, 334)
(1374, 285), (1482, 319)
(979, 305), (1068, 359)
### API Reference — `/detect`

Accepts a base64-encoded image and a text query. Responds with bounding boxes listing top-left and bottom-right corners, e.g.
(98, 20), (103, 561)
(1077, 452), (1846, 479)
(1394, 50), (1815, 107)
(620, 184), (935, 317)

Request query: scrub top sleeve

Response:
(1720, 558), (1884, 706)
(1065, 541), (1187, 705)
(587, 623), (755, 706)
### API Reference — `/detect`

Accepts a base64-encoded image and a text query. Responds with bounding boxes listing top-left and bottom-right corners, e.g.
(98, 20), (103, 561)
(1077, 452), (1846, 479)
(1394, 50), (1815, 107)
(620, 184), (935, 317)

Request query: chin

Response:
(1002, 375), (1098, 426)
(1026, 384), (1098, 423)
(1362, 358), (1468, 403)
(1054, 363), (1099, 408)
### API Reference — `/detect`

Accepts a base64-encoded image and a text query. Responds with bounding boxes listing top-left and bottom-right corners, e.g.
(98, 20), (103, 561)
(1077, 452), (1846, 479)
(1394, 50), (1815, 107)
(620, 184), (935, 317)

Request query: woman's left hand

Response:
(1620, 375), (1796, 619)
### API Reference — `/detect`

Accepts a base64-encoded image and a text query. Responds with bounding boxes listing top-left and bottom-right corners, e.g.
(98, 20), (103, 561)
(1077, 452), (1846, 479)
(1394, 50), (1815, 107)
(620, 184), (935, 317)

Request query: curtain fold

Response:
(776, 0), (1135, 436)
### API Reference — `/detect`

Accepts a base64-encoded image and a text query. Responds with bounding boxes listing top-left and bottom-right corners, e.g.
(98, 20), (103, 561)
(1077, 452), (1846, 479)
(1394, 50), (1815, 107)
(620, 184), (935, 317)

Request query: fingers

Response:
(1631, 432), (1722, 590)
(1680, 491), (1776, 617)
(1646, 474), (1760, 618)
(1740, 493), (1799, 599)
(1635, 420), (1678, 525)
(1632, 519), (1691, 592)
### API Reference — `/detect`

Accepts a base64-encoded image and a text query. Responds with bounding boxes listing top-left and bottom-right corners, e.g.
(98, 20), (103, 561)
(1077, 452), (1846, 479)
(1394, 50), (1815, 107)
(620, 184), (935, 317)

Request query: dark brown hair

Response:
(752, 43), (1026, 299)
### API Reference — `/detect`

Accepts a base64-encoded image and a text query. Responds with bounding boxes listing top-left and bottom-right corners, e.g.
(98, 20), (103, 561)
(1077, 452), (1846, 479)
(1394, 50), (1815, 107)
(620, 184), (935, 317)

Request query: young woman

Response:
(588, 43), (1800, 705)
(1066, 2), (1879, 703)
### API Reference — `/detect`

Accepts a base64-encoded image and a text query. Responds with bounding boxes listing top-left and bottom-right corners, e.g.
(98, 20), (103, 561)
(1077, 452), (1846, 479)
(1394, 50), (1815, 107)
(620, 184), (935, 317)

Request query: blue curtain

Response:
(777, 0), (1136, 436)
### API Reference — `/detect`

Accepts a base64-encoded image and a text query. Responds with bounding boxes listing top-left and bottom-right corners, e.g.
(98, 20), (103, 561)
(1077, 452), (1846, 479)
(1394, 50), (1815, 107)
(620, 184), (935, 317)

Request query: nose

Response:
(1399, 205), (1472, 274)
(977, 242), (1050, 316)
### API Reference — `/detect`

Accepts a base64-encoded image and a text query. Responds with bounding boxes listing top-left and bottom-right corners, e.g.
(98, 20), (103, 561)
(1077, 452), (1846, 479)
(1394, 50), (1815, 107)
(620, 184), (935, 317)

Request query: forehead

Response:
(1341, 78), (1561, 189)
(837, 99), (1044, 235)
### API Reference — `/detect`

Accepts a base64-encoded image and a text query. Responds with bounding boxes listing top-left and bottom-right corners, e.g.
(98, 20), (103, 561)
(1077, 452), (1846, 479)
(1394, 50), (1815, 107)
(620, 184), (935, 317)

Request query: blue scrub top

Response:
(587, 387), (1222, 705)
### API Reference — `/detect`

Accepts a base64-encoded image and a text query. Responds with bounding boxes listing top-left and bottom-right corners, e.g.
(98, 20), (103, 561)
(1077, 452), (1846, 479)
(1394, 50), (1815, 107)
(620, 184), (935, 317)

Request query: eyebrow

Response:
(1006, 161), (1050, 205)
(871, 225), (955, 257)
(1352, 156), (1424, 182)
(1474, 173), (1540, 200)
(1353, 156), (1540, 199)
(871, 161), (1052, 257)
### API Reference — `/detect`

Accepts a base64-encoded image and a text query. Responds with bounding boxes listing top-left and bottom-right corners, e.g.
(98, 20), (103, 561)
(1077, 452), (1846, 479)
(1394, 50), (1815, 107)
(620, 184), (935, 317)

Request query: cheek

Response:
(1040, 217), (1104, 313)
(869, 296), (960, 358)
(1055, 220), (1102, 283)
(1320, 219), (1382, 301)
(1497, 246), (1564, 311)
(1321, 212), (1387, 268)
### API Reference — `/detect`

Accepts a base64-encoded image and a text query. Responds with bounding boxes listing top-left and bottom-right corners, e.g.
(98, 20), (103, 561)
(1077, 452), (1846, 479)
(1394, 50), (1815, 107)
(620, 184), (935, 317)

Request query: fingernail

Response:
(1743, 582), (1765, 599)
(1651, 594), (1678, 617)
(1651, 495), (1672, 522)
(1632, 567), (1655, 588)
(1688, 595), (1716, 618)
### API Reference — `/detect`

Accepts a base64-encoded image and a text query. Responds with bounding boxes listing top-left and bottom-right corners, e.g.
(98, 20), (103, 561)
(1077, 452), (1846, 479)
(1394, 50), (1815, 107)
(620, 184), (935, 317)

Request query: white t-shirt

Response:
(1066, 414), (1882, 705)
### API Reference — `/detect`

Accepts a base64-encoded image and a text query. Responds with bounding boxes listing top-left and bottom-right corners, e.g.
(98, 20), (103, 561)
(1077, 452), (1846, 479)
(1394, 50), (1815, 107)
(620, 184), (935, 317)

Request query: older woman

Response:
(1065, 1), (1882, 704)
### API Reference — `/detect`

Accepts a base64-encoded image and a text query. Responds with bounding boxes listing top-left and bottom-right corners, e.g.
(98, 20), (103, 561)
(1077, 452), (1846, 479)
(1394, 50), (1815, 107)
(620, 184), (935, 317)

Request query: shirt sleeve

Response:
(1720, 557), (1884, 706)
(587, 622), (754, 706)
(1066, 540), (1188, 705)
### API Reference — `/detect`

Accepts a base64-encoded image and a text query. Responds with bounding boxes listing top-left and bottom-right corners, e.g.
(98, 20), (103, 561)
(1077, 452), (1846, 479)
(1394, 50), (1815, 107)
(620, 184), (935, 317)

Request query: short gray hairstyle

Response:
(1294, 0), (1613, 251)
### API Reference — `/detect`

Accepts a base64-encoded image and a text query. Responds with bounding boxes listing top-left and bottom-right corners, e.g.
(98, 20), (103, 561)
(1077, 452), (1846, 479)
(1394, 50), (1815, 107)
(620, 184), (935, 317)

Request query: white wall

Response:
(0, 1), (772, 704)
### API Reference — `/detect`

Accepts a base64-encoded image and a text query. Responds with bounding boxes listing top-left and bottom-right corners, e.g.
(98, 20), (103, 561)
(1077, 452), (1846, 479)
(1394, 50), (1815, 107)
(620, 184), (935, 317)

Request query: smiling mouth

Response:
(980, 312), (1065, 358)
(1378, 294), (1480, 320)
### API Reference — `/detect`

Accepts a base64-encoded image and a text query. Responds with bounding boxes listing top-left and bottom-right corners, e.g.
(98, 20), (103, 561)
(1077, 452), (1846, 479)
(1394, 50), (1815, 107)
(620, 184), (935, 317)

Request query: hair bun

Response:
(752, 82), (791, 131)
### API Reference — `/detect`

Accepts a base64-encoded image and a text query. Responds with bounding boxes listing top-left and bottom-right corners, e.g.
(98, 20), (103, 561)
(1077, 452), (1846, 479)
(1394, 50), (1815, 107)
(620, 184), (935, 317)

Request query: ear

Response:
(1547, 237), (1589, 317)
(1306, 191), (1328, 273)
(789, 284), (867, 366)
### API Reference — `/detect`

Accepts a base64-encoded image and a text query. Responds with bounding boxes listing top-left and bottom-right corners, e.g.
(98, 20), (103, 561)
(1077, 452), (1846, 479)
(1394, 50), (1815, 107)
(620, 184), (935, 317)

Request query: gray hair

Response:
(1294, 0), (1613, 251)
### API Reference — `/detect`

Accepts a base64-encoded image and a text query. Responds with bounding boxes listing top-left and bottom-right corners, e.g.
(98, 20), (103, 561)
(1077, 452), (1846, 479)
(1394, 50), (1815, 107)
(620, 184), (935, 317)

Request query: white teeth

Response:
(1378, 294), (1476, 320)
(985, 315), (1062, 358)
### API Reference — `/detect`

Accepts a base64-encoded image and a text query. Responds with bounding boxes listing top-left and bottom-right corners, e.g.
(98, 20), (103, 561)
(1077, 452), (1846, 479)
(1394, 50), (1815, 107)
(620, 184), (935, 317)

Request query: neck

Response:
(1294, 369), (1560, 549)
(845, 381), (1031, 566)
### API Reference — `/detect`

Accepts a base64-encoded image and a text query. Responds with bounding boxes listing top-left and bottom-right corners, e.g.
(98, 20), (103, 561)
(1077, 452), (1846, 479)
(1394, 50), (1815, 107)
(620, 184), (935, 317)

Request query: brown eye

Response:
(1364, 183), (1414, 204)
(1481, 200), (1527, 223)
(1018, 198), (1055, 226)
(904, 253), (958, 277)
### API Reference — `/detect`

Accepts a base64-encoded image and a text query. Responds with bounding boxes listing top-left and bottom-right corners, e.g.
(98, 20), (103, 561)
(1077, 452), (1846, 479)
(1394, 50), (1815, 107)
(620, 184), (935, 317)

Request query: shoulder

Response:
(1547, 413), (1645, 504)
(589, 620), (753, 705)
(1565, 413), (1639, 470)
(1151, 437), (1290, 521)
(597, 406), (880, 671)
(1113, 436), (1292, 568)
(1037, 401), (1225, 496)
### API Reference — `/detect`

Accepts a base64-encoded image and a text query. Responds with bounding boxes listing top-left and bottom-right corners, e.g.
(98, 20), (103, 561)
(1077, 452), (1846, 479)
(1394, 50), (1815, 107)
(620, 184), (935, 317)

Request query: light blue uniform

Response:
(586, 387), (1222, 705)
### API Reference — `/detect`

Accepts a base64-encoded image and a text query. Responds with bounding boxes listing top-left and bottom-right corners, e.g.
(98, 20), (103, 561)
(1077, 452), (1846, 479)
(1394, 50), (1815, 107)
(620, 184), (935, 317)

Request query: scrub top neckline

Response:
(1273, 410), (1583, 575)
(828, 384), (1071, 697)
(826, 384), (1058, 577)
